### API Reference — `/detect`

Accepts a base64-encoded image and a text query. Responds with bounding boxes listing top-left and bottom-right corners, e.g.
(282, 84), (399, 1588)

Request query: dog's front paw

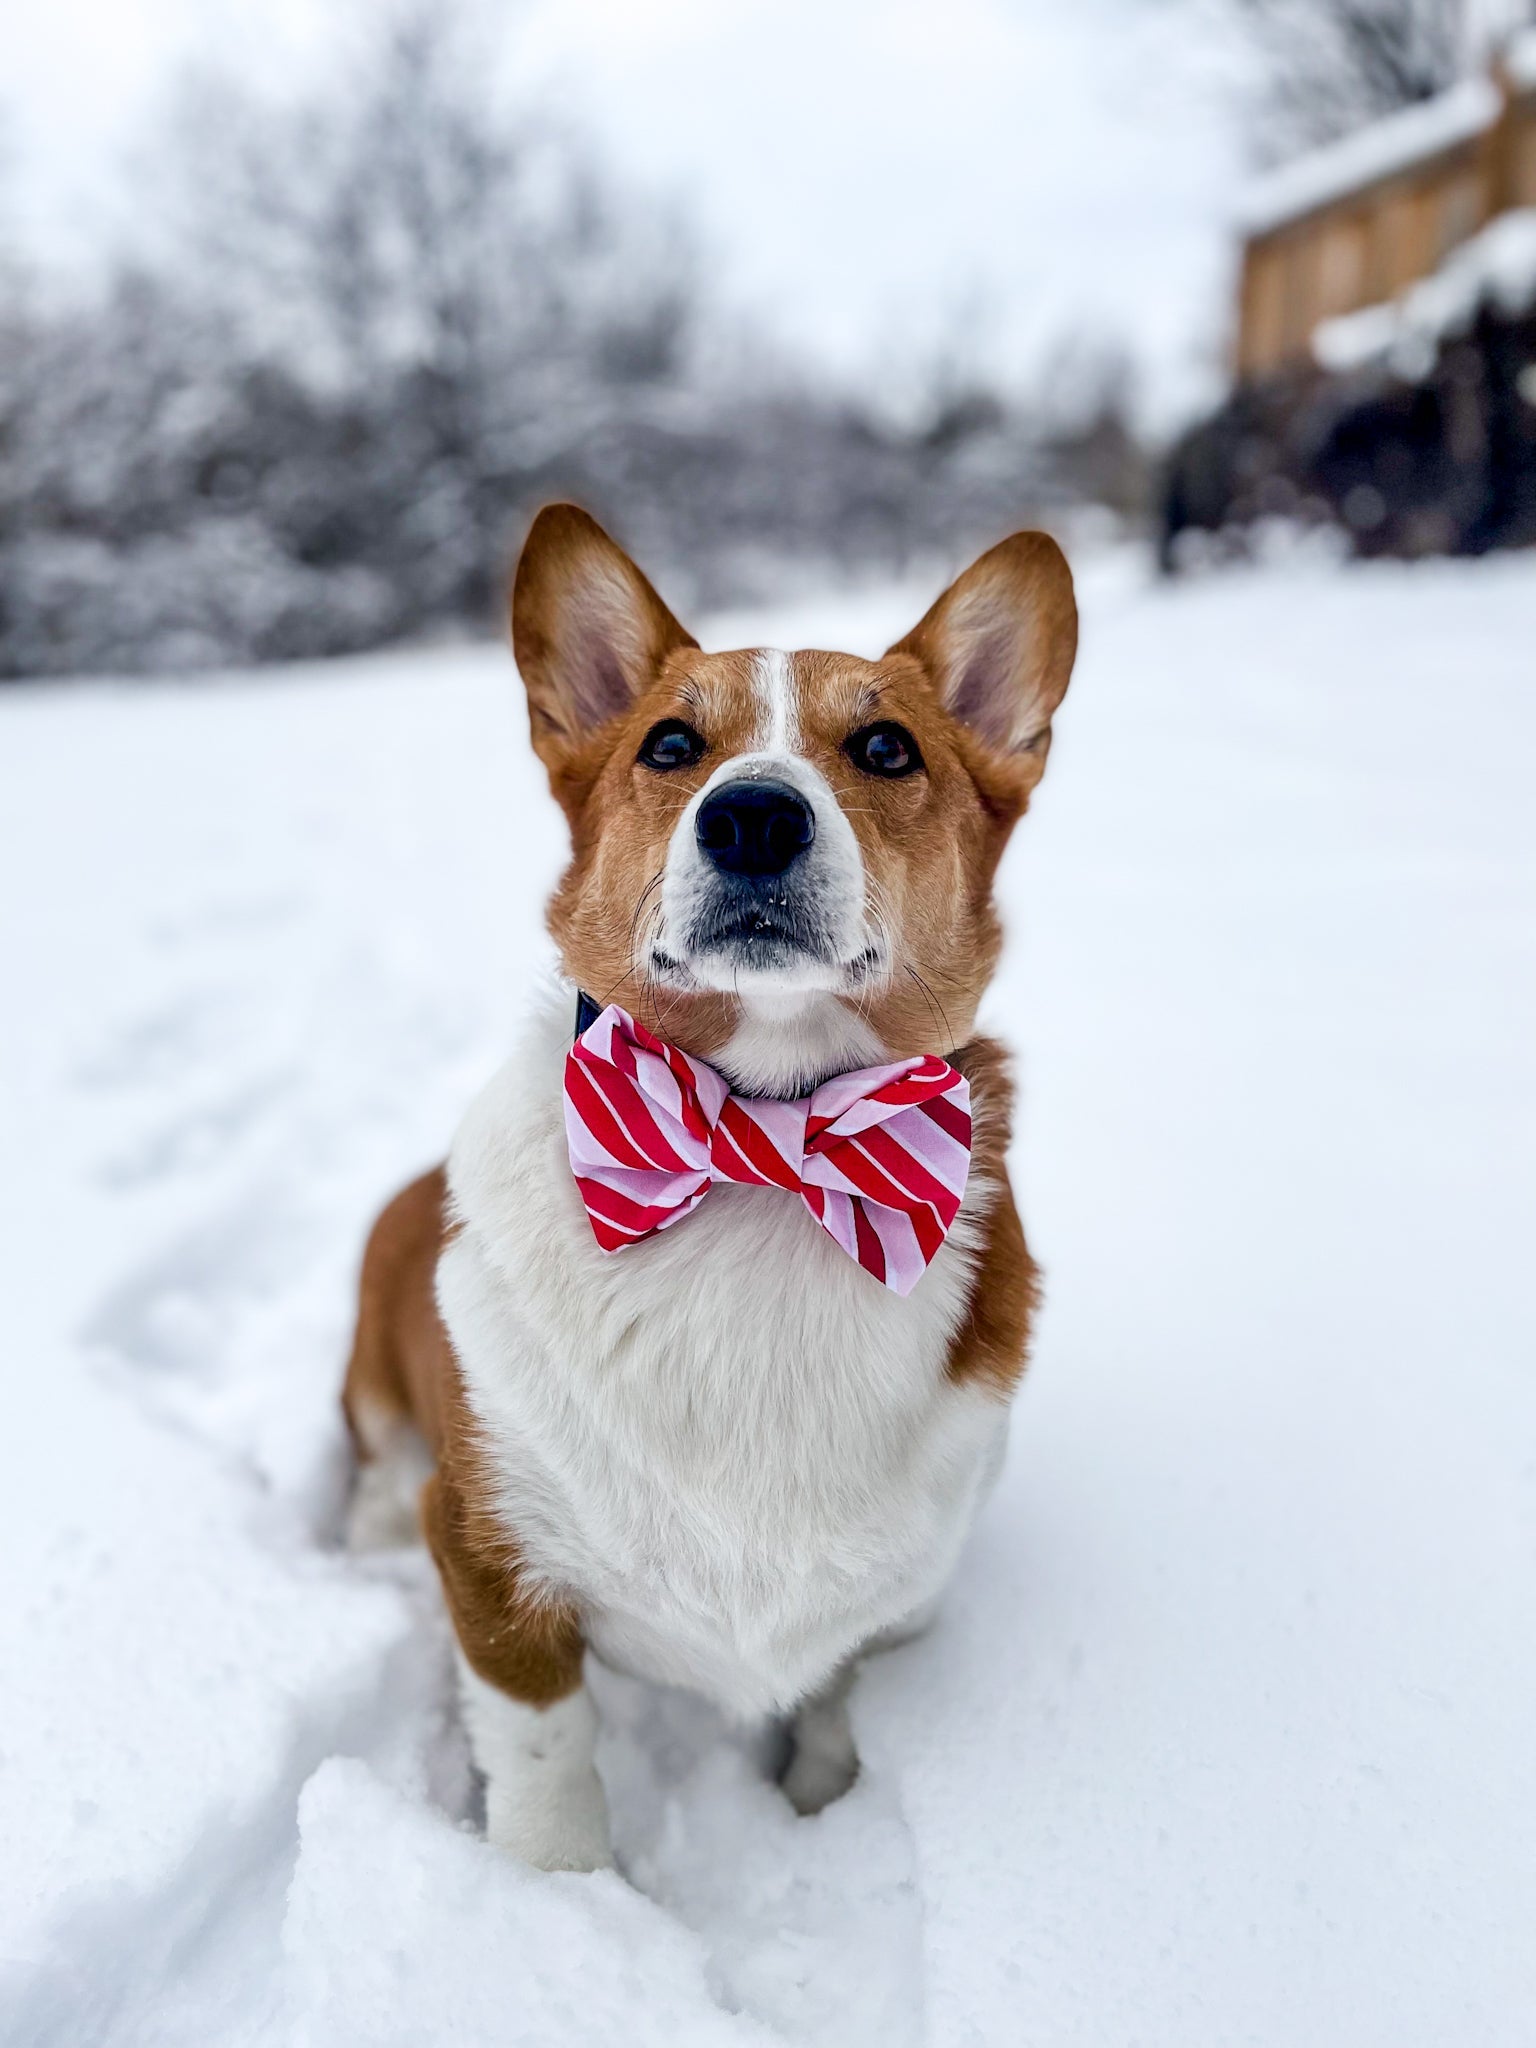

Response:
(465, 1674), (613, 1872)
(485, 1765), (613, 1873)
(782, 1683), (860, 1815)
(782, 1737), (859, 1816)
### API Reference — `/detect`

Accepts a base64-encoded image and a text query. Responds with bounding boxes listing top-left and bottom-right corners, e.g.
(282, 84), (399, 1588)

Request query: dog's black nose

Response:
(696, 781), (815, 879)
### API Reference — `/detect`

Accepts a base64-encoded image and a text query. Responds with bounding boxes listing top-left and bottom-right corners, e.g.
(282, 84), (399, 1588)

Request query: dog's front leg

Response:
(422, 1472), (611, 1871)
(455, 1655), (610, 1872)
(782, 1596), (945, 1815)
(782, 1661), (860, 1815)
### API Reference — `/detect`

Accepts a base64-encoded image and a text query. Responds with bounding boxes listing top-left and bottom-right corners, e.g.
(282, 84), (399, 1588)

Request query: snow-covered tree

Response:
(1231, 0), (1514, 160)
(0, 0), (1140, 679)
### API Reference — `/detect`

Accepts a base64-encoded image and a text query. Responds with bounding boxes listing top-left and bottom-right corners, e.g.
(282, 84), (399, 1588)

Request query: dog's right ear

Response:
(511, 505), (697, 768)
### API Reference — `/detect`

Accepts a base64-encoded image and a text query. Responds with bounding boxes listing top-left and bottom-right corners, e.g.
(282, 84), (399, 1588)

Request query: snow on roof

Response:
(1507, 26), (1536, 92)
(1236, 78), (1500, 238)
(1313, 204), (1536, 373)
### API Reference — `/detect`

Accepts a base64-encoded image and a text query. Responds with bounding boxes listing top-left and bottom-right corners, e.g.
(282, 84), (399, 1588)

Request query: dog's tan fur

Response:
(344, 1170), (585, 1704)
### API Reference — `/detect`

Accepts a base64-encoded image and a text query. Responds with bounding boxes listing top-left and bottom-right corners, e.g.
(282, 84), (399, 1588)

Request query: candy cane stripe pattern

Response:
(564, 1004), (972, 1295)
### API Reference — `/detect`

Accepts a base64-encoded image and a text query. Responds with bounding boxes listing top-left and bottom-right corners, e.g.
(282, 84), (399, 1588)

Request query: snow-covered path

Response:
(2, 554), (1533, 2047)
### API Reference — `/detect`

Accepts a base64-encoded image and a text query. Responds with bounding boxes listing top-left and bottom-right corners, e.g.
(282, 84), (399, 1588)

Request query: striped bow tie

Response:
(563, 1002), (971, 1295)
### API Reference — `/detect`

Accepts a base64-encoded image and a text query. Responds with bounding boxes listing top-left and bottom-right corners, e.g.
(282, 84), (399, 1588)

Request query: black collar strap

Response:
(574, 989), (603, 1040)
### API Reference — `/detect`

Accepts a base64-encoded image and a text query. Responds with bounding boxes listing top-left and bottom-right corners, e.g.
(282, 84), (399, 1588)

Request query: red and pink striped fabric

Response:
(563, 1003), (971, 1295)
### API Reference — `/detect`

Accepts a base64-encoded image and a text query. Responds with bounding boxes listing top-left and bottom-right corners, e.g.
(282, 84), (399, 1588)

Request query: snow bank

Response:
(2, 555), (1534, 2045)
(285, 1760), (774, 2048)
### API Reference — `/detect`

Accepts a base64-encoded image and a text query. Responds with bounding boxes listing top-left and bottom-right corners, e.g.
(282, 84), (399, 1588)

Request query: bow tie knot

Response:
(563, 1003), (971, 1295)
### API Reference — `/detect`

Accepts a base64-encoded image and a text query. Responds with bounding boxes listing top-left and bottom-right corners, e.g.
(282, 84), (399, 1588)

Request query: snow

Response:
(1507, 24), (1536, 91)
(284, 1761), (779, 2048)
(1314, 204), (1536, 373)
(1236, 78), (1500, 237)
(2, 550), (1535, 2045)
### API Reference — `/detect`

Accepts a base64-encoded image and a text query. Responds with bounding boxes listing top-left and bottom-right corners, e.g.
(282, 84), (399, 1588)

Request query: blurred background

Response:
(4, 0), (1532, 680)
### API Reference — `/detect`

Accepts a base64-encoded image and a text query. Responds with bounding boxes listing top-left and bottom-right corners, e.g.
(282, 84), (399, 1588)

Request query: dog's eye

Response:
(638, 719), (707, 771)
(846, 722), (922, 778)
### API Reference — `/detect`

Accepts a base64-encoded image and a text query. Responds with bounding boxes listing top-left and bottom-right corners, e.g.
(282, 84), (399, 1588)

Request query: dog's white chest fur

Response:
(438, 998), (1007, 1717)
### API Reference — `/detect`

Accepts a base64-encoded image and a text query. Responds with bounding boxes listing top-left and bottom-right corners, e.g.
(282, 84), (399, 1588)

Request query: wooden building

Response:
(1235, 41), (1536, 380)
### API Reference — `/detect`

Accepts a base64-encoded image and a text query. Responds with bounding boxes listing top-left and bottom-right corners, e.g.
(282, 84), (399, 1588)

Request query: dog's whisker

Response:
(903, 964), (955, 1052)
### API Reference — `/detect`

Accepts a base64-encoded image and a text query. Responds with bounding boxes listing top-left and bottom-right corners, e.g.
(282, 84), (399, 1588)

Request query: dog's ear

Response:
(511, 505), (697, 764)
(886, 532), (1077, 761)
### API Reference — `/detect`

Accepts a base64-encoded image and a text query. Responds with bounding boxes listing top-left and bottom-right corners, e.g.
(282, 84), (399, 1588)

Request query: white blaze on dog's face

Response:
(653, 646), (875, 1000)
(511, 505), (1077, 1084)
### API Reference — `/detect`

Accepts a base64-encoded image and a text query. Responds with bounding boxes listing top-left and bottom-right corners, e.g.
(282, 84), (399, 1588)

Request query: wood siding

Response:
(1236, 76), (1536, 379)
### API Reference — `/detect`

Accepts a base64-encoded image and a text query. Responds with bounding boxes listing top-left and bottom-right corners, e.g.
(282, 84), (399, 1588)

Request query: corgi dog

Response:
(343, 505), (1077, 1870)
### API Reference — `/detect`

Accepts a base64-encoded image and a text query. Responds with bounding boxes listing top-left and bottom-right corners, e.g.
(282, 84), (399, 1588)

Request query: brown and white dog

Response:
(343, 505), (1077, 1870)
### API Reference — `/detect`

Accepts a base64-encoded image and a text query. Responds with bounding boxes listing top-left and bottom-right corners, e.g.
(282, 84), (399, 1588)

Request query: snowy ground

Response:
(2, 550), (1534, 2047)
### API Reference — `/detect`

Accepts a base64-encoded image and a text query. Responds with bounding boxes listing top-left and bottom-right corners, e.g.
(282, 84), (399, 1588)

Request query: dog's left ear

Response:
(511, 504), (697, 766)
(886, 532), (1077, 761)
